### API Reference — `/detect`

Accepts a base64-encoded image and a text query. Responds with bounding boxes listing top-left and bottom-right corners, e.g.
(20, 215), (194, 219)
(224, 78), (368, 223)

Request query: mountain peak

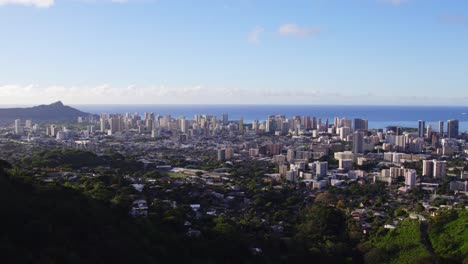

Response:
(50, 101), (64, 107)
(0, 101), (97, 121)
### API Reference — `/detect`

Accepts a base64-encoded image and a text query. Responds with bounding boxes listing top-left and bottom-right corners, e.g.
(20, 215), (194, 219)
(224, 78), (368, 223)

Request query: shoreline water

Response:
(74, 105), (468, 132)
(1, 104), (467, 131)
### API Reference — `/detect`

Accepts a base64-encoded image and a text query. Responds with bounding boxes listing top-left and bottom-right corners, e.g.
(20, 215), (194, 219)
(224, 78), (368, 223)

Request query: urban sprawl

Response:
(2, 112), (467, 247)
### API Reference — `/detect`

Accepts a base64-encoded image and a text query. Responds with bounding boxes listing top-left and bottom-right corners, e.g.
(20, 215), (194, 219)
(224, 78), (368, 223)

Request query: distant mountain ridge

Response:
(0, 101), (97, 121)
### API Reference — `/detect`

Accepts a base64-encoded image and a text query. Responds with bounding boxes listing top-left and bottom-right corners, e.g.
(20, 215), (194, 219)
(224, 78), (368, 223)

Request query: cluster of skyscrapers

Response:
(418, 119), (459, 139)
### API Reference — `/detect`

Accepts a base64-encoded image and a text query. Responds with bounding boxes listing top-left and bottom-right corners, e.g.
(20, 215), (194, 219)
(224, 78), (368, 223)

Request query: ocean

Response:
(72, 105), (468, 132)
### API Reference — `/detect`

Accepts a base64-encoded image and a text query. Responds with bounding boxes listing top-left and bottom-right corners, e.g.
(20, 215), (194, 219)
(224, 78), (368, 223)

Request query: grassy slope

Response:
(374, 220), (431, 264)
(430, 210), (468, 259)
(166, 171), (189, 178)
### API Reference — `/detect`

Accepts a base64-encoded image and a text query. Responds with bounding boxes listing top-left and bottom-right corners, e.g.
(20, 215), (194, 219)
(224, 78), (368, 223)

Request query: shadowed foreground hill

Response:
(0, 101), (97, 121)
(0, 161), (252, 264)
(0, 162), (156, 263)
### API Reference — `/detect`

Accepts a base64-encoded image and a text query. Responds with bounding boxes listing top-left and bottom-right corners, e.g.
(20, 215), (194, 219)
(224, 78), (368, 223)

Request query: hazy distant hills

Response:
(0, 101), (97, 121)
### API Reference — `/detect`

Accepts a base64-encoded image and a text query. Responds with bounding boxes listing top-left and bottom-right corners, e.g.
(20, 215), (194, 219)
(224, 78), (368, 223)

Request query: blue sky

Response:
(0, 0), (467, 105)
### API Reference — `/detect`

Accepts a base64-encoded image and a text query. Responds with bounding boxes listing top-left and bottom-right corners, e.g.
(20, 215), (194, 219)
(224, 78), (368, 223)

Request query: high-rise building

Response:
(222, 114), (228, 125)
(353, 118), (368, 131)
(291, 116), (299, 129)
(352, 131), (364, 154)
(431, 133), (439, 148)
(426, 125), (432, 139)
(249, 148), (259, 157)
(405, 169), (416, 188)
(146, 119), (154, 131)
(447, 119), (459, 139)
(315, 161), (328, 177)
(164, 115), (172, 130)
(109, 116), (120, 135)
(333, 117), (340, 128)
(282, 121), (290, 134)
(418, 120), (425, 138)
(422, 160), (433, 177)
(100, 118), (107, 132)
(179, 133), (188, 143)
(179, 116), (186, 133)
(438, 121), (444, 137)
(279, 165), (288, 177)
(217, 149), (226, 161)
(265, 117), (274, 133)
(392, 152), (402, 163)
(151, 129), (160, 138)
(268, 143), (282, 156)
(311, 117), (317, 130)
(286, 149), (295, 162)
(338, 127), (351, 140)
(339, 159), (353, 171)
(341, 118), (352, 130)
(50, 125), (58, 137)
(25, 120), (32, 129)
(433, 160), (446, 178)
(14, 119), (23, 135)
(302, 116), (311, 129)
(395, 135), (407, 150)
(239, 117), (244, 132)
(225, 148), (233, 160)
(252, 120), (259, 131)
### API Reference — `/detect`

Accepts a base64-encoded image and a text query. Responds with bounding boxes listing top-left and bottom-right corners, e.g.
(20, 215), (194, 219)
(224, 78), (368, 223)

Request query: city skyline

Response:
(1, 0), (468, 105)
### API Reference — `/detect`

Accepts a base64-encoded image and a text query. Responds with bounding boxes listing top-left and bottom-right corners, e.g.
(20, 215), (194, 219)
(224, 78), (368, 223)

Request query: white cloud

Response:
(2, 84), (466, 106)
(0, 0), (54, 7)
(0, 84), (330, 104)
(0, 84), (216, 104)
(247, 26), (264, 45)
(278, 23), (321, 37)
(379, 0), (408, 6)
(260, 89), (319, 97)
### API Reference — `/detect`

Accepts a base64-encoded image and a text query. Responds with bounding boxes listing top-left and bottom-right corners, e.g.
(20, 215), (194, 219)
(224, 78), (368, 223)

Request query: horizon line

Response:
(0, 103), (468, 108)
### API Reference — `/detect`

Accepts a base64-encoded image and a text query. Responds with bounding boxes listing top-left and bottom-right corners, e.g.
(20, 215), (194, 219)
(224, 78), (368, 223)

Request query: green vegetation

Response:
(19, 148), (143, 173)
(0, 161), (154, 263)
(0, 160), (253, 264)
(401, 127), (418, 133)
(364, 220), (432, 264)
(362, 210), (468, 264)
(27, 148), (104, 169)
(430, 210), (468, 261)
(294, 204), (354, 262)
(166, 172), (189, 178)
(0, 160), (359, 263)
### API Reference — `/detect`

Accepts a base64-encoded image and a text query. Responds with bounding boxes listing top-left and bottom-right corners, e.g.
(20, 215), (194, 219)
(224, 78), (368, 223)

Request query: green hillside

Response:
(430, 210), (468, 262)
(364, 220), (431, 264)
